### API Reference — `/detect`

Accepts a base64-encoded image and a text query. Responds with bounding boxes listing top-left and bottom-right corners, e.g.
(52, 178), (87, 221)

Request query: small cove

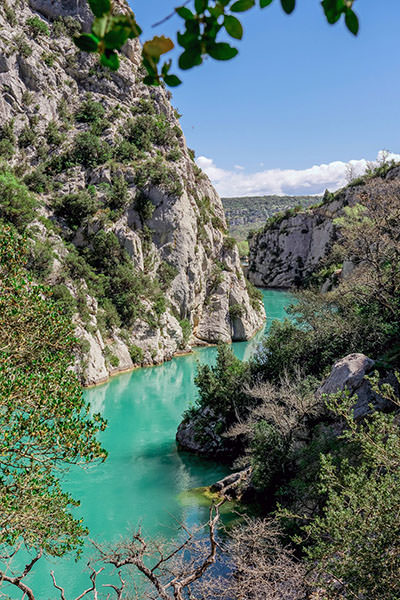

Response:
(15, 289), (294, 598)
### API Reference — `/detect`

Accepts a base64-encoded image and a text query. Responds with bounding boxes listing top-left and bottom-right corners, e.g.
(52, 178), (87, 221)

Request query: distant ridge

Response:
(222, 195), (320, 241)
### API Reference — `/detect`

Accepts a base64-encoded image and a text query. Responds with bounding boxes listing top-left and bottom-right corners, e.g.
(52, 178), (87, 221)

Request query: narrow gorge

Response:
(0, 0), (264, 386)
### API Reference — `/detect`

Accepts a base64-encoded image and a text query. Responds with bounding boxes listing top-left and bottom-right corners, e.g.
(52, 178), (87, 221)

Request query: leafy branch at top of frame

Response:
(73, 0), (360, 86)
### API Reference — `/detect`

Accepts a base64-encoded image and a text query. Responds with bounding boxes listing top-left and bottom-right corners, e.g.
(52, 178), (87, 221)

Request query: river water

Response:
(8, 289), (293, 598)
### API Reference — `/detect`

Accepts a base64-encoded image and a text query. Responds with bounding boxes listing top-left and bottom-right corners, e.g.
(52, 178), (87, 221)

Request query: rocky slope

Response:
(248, 166), (400, 288)
(222, 194), (318, 242)
(0, 0), (264, 385)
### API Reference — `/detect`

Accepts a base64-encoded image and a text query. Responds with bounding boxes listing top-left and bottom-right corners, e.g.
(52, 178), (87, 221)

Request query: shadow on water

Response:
(5, 289), (293, 598)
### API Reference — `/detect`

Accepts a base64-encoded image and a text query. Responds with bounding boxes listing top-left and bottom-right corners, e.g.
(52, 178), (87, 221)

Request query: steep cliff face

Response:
(248, 168), (400, 288)
(0, 0), (264, 385)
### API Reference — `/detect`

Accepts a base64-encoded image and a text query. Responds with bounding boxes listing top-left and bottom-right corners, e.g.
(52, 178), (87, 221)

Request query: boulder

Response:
(317, 353), (392, 419)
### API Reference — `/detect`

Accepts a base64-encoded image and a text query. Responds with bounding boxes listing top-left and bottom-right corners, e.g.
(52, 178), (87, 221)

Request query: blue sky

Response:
(130, 1), (400, 196)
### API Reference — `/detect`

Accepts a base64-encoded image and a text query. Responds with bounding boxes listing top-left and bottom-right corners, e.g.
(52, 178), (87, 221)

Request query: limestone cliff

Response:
(248, 167), (400, 288)
(0, 0), (264, 385)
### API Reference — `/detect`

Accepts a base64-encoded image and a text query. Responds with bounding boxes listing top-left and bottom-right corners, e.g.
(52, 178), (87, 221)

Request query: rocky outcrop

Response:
(0, 1), (264, 385)
(317, 353), (394, 419)
(248, 170), (400, 288)
(176, 408), (228, 458)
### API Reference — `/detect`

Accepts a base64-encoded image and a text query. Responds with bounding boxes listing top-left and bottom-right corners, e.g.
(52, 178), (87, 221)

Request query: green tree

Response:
(302, 380), (400, 599)
(0, 225), (107, 569)
(195, 344), (249, 420)
(0, 170), (37, 231)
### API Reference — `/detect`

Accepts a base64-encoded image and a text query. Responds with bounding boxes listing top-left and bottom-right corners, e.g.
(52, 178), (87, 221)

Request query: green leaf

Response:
(260, 0), (274, 6)
(280, 0), (295, 14)
(164, 74), (182, 87)
(91, 16), (108, 39)
(100, 50), (120, 70)
(176, 6), (195, 20)
(178, 48), (203, 70)
(224, 15), (243, 39)
(73, 33), (99, 53)
(104, 28), (130, 50)
(321, 0), (343, 24)
(207, 42), (238, 60)
(143, 74), (159, 85)
(87, 0), (111, 18)
(195, 0), (208, 12)
(345, 9), (359, 35)
(230, 0), (255, 12)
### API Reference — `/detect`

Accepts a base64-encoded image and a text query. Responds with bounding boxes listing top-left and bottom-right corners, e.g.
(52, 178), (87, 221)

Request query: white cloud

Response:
(196, 151), (400, 197)
(234, 164), (245, 170)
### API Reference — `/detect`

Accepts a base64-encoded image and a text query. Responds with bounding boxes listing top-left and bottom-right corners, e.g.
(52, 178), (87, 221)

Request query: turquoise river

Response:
(9, 289), (293, 598)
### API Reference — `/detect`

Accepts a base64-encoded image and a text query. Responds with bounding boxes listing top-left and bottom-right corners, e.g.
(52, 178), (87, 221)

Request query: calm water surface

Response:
(12, 290), (294, 598)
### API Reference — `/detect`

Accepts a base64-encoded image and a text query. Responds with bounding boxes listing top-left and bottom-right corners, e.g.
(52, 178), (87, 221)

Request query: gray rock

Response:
(0, 0), (265, 386)
(248, 174), (400, 289)
(316, 353), (391, 420)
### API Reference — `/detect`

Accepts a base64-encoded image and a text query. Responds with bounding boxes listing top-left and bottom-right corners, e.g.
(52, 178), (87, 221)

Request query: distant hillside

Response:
(222, 195), (321, 242)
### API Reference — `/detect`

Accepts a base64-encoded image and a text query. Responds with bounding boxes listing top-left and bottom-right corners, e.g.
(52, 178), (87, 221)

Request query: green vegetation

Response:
(0, 224), (106, 557)
(129, 344), (144, 364)
(195, 344), (250, 421)
(71, 132), (112, 168)
(26, 16), (49, 38)
(229, 303), (244, 319)
(190, 175), (400, 598)
(75, 95), (105, 123)
(53, 190), (99, 230)
(0, 170), (37, 231)
(179, 318), (191, 347)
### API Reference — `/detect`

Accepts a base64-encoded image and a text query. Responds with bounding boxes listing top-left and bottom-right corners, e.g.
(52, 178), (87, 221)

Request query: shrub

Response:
(75, 96), (106, 124)
(28, 239), (54, 280)
(223, 236), (236, 250)
(23, 169), (50, 194)
(13, 34), (32, 58)
(45, 121), (64, 146)
(130, 99), (156, 116)
(135, 157), (182, 198)
(129, 344), (144, 364)
(18, 125), (36, 148)
(246, 279), (263, 312)
(107, 174), (128, 210)
(229, 303), (245, 319)
(179, 319), (191, 347)
(135, 191), (155, 221)
(158, 261), (178, 291)
(51, 283), (77, 318)
(26, 16), (50, 38)
(4, 2), (16, 26)
(166, 148), (182, 162)
(0, 119), (15, 145)
(154, 295), (166, 317)
(114, 139), (138, 163)
(0, 139), (14, 158)
(53, 190), (99, 229)
(52, 16), (81, 38)
(41, 52), (55, 67)
(195, 344), (250, 421)
(71, 132), (112, 168)
(0, 171), (37, 231)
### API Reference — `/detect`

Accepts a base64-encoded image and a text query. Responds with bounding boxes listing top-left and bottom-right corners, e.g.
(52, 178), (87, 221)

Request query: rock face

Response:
(248, 171), (400, 288)
(317, 353), (393, 420)
(248, 194), (342, 288)
(0, 1), (264, 385)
